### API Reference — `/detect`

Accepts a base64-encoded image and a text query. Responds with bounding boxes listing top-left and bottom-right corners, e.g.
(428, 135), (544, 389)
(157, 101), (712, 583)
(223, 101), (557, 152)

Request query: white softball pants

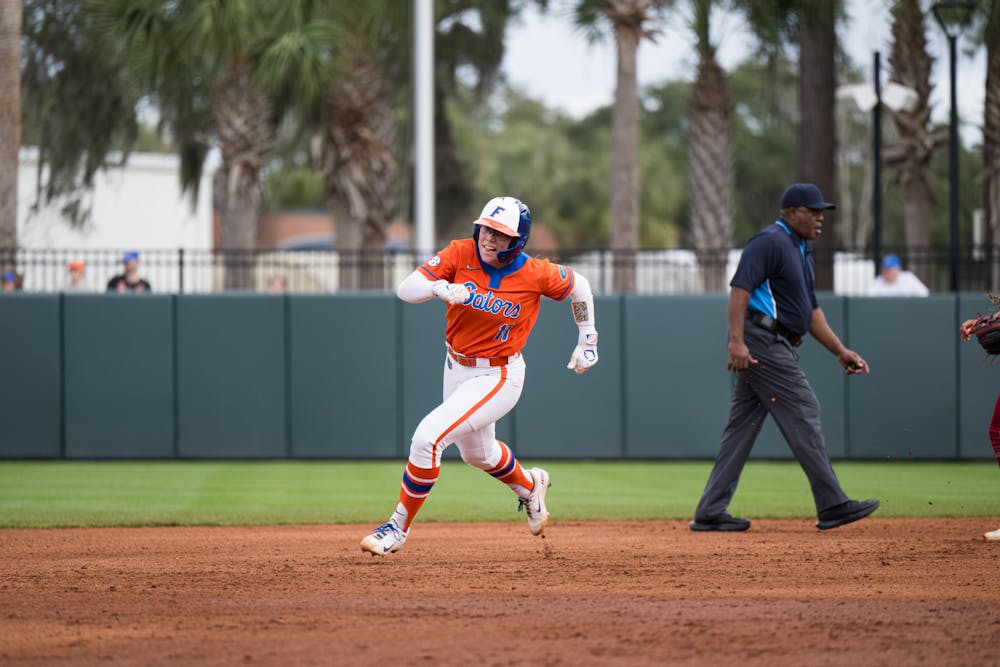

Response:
(408, 352), (526, 470)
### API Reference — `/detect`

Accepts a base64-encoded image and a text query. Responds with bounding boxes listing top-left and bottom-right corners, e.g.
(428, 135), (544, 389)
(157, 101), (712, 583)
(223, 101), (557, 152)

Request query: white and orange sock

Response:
(485, 441), (534, 497)
(391, 461), (439, 532)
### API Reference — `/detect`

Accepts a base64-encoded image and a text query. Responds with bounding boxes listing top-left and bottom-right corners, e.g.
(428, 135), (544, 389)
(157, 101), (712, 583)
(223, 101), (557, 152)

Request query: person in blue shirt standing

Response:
(691, 183), (880, 532)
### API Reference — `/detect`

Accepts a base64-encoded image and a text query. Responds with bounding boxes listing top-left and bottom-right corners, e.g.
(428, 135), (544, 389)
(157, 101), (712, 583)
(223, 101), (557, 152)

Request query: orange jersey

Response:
(418, 239), (575, 358)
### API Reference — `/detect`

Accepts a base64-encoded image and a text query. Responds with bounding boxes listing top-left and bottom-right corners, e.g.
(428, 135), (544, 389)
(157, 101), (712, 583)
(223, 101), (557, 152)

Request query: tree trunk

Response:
(218, 162), (262, 290)
(316, 41), (396, 292)
(985, 4), (1000, 292)
(610, 21), (640, 293)
(0, 0), (21, 268)
(330, 198), (362, 290)
(688, 54), (733, 293)
(797, 4), (837, 290)
(212, 63), (274, 290)
(902, 179), (932, 282)
(886, 0), (936, 286)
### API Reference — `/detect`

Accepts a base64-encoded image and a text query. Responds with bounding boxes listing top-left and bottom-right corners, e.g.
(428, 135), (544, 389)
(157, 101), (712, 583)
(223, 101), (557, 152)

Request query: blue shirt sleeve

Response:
(730, 232), (771, 293)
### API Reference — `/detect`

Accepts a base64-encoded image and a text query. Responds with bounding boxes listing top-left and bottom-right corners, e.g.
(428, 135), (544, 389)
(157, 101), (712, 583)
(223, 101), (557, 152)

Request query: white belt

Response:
(447, 345), (519, 368)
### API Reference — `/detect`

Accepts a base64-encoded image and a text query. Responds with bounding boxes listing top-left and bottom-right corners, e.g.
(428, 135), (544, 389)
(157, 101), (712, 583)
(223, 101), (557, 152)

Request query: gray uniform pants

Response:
(694, 319), (850, 519)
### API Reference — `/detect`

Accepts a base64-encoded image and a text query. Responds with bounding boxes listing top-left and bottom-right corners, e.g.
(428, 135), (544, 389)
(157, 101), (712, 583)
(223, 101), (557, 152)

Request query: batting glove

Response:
(567, 328), (599, 375)
(431, 280), (471, 306)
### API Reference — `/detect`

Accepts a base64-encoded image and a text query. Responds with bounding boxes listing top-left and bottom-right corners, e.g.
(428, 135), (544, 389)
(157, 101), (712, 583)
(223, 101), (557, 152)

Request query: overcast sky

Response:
(501, 0), (987, 147)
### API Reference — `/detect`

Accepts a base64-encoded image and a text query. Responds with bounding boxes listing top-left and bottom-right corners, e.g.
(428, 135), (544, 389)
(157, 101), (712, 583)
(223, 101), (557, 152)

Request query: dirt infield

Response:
(1, 519), (998, 666)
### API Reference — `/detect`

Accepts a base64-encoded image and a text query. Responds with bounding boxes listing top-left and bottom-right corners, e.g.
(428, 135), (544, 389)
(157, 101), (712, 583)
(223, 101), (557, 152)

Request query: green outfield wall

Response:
(0, 292), (995, 461)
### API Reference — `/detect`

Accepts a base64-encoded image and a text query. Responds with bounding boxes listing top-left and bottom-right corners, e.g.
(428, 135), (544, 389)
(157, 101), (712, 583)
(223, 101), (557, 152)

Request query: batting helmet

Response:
(473, 196), (532, 264)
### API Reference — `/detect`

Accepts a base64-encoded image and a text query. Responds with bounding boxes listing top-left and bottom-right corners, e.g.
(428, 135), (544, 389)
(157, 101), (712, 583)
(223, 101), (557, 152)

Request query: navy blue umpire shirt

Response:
(730, 220), (818, 337)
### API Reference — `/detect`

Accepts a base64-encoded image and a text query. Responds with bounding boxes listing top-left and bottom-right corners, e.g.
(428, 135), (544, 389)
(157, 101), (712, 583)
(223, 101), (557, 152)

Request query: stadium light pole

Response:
(932, 1), (974, 292)
(872, 51), (883, 277)
(414, 0), (435, 258)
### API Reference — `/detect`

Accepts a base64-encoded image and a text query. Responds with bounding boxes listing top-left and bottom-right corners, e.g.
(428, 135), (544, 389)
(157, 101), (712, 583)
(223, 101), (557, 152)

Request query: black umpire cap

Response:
(780, 183), (836, 210)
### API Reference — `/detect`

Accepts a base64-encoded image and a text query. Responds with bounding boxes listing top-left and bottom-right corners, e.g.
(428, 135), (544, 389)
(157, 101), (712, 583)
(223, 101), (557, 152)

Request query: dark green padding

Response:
(288, 295), (398, 458)
(516, 297), (622, 459)
(848, 295), (957, 459)
(2, 292), (996, 461)
(63, 294), (175, 458)
(176, 295), (286, 458)
(0, 295), (61, 457)
(622, 293), (730, 459)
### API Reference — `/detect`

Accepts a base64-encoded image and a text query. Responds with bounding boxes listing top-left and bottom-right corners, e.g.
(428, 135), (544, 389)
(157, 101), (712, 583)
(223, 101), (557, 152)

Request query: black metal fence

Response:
(0, 246), (997, 295)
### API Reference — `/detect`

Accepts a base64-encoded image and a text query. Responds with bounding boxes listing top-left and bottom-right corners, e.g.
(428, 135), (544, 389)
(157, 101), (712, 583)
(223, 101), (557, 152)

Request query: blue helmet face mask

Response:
(472, 196), (532, 264)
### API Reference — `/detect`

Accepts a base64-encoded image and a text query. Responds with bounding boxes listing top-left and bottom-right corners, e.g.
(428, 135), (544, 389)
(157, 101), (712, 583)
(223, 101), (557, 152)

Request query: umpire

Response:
(691, 183), (880, 532)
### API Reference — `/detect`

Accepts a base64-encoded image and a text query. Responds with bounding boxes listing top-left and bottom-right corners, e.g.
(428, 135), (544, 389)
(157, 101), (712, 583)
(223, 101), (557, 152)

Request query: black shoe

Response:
(690, 513), (751, 532)
(816, 498), (880, 530)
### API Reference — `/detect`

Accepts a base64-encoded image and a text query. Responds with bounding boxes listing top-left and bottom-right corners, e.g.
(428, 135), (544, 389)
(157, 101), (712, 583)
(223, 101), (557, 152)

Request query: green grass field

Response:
(0, 460), (996, 528)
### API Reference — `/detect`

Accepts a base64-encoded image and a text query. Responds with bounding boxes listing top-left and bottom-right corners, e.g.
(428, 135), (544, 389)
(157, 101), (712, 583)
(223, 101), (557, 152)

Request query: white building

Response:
(16, 147), (216, 292)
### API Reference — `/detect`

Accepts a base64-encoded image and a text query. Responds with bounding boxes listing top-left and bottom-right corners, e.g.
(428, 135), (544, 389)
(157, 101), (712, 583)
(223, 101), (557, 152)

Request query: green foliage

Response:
(642, 79), (694, 247)
(924, 129), (983, 249)
(0, 460), (995, 528)
(91, 0), (292, 201)
(21, 0), (141, 222)
(727, 55), (798, 241)
(434, 0), (518, 94)
(451, 80), (692, 251)
(19, 1), (986, 258)
(426, 1), (547, 239)
(450, 47), (895, 253)
(450, 84), (606, 247)
(735, 0), (848, 49)
(641, 55), (802, 246)
(133, 122), (173, 154)
(263, 165), (325, 211)
(550, 107), (615, 247)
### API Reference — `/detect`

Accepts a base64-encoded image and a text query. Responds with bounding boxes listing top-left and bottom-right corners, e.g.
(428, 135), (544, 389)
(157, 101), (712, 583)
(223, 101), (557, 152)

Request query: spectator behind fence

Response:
(865, 254), (929, 297)
(268, 275), (287, 294)
(1, 271), (16, 292)
(64, 260), (90, 292)
(107, 251), (151, 293)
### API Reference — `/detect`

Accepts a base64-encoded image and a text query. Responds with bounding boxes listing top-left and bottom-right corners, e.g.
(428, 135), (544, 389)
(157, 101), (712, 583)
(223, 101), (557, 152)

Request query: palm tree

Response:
(212, 62), (276, 289)
(310, 16), (398, 290)
(278, 2), (531, 288)
(737, 0), (843, 289)
(883, 0), (936, 284)
(575, 0), (662, 292)
(0, 0), (21, 266)
(257, 1), (404, 291)
(96, 0), (282, 289)
(687, 0), (733, 292)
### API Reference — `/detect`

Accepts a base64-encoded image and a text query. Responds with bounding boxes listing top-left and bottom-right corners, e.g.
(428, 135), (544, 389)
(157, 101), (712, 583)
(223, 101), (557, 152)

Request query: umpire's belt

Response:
(746, 310), (803, 347)
(448, 345), (519, 368)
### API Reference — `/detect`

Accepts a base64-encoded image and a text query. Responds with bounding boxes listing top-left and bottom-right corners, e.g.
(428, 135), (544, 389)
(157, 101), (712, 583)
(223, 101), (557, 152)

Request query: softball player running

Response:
(361, 196), (599, 556)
